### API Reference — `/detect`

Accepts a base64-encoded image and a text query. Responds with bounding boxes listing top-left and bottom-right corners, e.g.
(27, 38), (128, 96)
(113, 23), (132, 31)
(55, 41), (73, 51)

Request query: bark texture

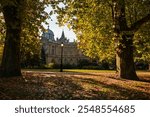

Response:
(0, 4), (22, 77)
(113, 0), (138, 80)
(113, 0), (150, 80)
(116, 34), (138, 80)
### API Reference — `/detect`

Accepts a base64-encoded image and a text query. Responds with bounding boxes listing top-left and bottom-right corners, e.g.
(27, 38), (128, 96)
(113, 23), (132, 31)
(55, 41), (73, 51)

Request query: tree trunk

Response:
(0, 5), (22, 77)
(113, 0), (139, 80)
(116, 34), (138, 80)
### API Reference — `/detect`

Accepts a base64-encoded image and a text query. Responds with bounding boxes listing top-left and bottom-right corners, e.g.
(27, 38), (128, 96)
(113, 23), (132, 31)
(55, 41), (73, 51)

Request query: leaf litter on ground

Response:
(0, 70), (150, 99)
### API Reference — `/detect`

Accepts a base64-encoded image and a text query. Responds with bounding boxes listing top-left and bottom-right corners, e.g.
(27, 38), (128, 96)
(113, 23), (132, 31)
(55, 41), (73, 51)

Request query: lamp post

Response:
(60, 42), (64, 72)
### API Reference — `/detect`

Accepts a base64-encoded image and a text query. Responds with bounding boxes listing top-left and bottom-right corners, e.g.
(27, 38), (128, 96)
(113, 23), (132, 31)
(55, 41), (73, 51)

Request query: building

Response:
(41, 26), (88, 66)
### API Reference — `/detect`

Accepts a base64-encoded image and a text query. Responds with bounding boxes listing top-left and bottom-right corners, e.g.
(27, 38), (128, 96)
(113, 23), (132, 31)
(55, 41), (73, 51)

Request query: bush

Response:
(44, 63), (55, 69)
(78, 59), (115, 70)
(135, 62), (149, 70)
(38, 63), (77, 69)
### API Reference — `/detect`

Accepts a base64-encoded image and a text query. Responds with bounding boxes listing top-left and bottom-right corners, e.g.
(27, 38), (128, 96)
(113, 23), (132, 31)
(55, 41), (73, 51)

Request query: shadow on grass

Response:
(64, 70), (150, 83)
(0, 71), (150, 100)
(74, 77), (150, 100)
(0, 74), (84, 100)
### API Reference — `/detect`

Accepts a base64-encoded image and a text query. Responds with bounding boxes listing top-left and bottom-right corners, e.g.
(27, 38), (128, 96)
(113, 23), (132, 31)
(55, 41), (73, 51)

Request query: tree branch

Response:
(131, 13), (150, 32)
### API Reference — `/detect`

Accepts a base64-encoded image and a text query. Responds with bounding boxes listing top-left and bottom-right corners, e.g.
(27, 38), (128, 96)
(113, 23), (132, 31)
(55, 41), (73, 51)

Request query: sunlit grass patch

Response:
(22, 69), (60, 72)
(64, 69), (115, 73)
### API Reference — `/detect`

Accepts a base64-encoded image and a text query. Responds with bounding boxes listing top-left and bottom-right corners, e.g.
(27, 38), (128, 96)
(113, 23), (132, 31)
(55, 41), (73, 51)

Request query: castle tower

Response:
(58, 30), (68, 43)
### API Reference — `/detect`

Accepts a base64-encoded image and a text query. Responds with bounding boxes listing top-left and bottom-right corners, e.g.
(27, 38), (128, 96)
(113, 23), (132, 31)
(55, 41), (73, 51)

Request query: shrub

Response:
(44, 63), (55, 69)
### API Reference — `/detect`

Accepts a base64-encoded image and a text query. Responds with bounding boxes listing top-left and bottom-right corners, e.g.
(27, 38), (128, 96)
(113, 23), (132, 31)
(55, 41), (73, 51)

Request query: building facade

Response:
(41, 27), (88, 65)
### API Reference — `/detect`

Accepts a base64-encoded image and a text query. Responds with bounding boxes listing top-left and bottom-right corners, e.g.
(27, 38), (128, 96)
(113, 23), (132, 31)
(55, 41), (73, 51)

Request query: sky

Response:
(43, 6), (77, 42)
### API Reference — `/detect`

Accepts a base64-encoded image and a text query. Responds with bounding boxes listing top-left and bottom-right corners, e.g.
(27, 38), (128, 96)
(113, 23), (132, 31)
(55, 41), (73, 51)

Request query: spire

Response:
(48, 25), (50, 29)
(61, 30), (65, 39)
(59, 30), (68, 43)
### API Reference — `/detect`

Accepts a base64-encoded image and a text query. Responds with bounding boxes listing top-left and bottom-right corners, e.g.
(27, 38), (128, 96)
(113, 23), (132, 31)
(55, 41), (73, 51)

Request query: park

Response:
(0, 69), (150, 99)
(0, 0), (150, 100)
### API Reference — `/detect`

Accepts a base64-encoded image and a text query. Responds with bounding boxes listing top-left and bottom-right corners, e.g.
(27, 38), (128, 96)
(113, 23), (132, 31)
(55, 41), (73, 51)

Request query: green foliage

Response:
(0, 0), (53, 67)
(51, 0), (115, 61)
(125, 0), (150, 63)
(77, 59), (115, 70)
(51, 0), (150, 63)
(20, 31), (41, 68)
(44, 63), (55, 69)
(134, 22), (150, 63)
(19, 0), (53, 67)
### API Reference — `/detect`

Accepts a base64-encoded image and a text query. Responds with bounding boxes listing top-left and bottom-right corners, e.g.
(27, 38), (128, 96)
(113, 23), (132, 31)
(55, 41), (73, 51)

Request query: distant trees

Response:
(51, 0), (150, 80)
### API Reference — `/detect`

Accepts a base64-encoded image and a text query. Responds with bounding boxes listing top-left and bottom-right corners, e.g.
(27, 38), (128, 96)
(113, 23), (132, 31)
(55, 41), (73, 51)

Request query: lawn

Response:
(0, 69), (150, 100)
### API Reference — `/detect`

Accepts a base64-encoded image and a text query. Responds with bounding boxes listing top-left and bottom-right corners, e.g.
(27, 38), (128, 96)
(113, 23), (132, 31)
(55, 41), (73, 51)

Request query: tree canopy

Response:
(51, 0), (150, 79)
(51, 0), (150, 62)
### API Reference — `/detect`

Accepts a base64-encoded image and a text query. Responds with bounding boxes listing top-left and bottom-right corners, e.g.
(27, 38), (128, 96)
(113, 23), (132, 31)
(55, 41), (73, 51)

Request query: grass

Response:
(22, 68), (149, 74)
(64, 69), (115, 73)
(22, 69), (115, 73)
(0, 70), (150, 100)
(22, 68), (60, 72)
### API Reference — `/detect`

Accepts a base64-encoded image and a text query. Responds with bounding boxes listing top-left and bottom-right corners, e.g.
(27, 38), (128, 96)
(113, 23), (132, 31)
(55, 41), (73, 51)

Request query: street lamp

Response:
(60, 42), (64, 72)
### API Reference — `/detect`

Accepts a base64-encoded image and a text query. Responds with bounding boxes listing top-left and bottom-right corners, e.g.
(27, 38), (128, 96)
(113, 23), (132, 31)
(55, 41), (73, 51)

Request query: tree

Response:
(0, 0), (51, 77)
(20, 34), (41, 68)
(0, 0), (25, 77)
(51, 0), (150, 80)
(134, 22), (150, 70)
(0, 14), (5, 64)
(113, 0), (150, 80)
(0, 14), (5, 43)
(40, 46), (46, 65)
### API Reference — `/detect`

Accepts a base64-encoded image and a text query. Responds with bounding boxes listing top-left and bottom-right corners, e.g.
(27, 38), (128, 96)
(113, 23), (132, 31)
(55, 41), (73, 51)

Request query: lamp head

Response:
(61, 43), (64, 47)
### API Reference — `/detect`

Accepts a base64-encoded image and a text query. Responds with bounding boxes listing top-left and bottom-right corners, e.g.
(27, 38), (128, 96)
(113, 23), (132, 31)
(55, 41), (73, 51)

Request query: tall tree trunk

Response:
(116, 34), (138, 80)
(113, 0), (138, 80)
(0, 5), (22, 77)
